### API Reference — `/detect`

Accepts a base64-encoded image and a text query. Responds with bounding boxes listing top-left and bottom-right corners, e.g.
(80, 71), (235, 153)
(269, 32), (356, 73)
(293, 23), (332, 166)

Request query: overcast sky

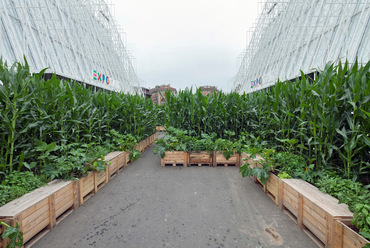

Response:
(110, 0), (260, 92)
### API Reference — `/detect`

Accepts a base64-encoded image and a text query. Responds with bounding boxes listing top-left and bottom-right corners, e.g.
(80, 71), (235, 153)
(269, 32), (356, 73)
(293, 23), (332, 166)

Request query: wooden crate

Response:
(281, 179), (353, 247)
(161, 151), (188, 167)
(188, 151), (212, 166)
(79, 171), (95, 205)
(213, 151), (240, 167)
(332, 220), (369, 248)
(0, 180), (78, 246)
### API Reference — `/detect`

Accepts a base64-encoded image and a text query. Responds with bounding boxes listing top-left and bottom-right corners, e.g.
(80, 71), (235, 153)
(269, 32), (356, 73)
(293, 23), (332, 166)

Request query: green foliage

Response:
(162, 60), (370, 182)
(0, 59), (157, 177)
(315, 175), (370, 235)
(352, 204), (370, 239)
(1, 171), (45, 191)
(105, 130), (138, 152)
(239, 162), (270, 184)
(0, 185), (27, 207)
(0, 222), (23, 248)
(130, 150), (141, 162)
(0, 171), (46, 206)
(315, 176), (370, 208)
(277, 171), (291, 179)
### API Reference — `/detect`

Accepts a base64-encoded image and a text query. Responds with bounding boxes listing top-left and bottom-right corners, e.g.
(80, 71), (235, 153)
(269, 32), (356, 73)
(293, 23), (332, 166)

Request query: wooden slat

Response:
(55, 199), (73, 218)
(302, 209), (326, 238)
(22, 209), (49, 236)
(54, 185), (73, 205)
(303, 217), (326, 244)
(21, 198), (49, 220)
(23, 216), (50, 243)
(283, 200), (298, 217)
(303, 203), (326, 227)
(342, 221), (369, 248)
(283, 189), (298, 211)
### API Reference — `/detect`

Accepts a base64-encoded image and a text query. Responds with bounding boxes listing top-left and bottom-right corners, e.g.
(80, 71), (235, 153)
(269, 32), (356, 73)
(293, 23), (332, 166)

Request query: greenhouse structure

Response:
(233, 0), (370, 93)
(0, 0), (139, 93)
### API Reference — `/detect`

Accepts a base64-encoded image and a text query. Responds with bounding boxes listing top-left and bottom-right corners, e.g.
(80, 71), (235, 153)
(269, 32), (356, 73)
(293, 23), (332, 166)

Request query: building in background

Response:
(233, 0), (370, 94)
(141, 87), (151, 99)
(199, 86), (218, 96)
(150, 84), (177, 105)
(0, 0), (139, 93)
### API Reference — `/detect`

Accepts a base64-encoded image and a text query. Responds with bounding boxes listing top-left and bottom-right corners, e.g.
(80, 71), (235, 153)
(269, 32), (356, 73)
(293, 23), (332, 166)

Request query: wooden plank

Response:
(332, 219), (344, 248)
(283, 200), (298, 217)
(54, 189), (74, 214)
(303, 197), (327, 221)
(302, 209), (326, 238)
(23, 216), (50, 243)
(22, 203), (49, 231)
(54, 185), (73, 206)
(22, 209), (49, 238)
(297, 194), (303, 229)
(303, 216), (326, 243)
(303, 204), (326, 227)
(283, 189), (298, 211)
(55, 199), (73, 218)
(341, 221), (369, 248)
(48, 194), (56, 229)
(21, 198), (49, 220)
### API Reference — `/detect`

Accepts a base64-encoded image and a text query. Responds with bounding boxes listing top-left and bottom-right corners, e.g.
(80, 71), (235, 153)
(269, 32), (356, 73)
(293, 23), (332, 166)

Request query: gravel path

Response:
(34, 144), (317, 248)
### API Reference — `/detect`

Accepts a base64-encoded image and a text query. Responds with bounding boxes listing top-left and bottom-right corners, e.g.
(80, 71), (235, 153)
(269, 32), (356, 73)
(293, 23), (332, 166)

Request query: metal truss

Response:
(233, 0), (370, 93)
(0, 0), (139, 93)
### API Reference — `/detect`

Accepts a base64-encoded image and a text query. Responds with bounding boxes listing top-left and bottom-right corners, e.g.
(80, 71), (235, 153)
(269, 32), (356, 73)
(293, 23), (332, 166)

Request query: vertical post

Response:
(73, 180), (80, 210)
(48, 194), (56, 229)
(277, 179), (283, 208)
(297, 193), (303, 230)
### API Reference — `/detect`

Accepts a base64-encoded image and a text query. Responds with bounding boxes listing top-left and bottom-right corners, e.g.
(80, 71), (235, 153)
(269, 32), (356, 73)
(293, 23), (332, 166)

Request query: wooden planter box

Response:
(188, 151), (212, 166)
(161, 151), (188, 167)
(280, 179), (353, 247)
(332, 220), (369, 248)
(213, 151), (240, 167)
(0, 180), (78, 246)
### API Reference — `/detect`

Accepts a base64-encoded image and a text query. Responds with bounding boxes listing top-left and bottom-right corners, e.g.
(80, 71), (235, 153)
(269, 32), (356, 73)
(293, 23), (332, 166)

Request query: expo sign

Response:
(92, 70), (110, 85)
(251, 77), (262, 89)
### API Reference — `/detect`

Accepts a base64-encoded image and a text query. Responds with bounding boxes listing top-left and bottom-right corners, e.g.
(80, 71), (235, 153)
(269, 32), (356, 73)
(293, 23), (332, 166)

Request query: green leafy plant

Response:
(0, 185), (27, 207)
(0, 222), (23, 248)
(278, 171), (291, 179)
(352, 204), (370, 240)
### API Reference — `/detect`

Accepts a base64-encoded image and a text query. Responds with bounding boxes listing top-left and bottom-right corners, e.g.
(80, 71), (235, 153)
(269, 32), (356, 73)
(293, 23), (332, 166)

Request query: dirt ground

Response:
(34, 144), (317, 248)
